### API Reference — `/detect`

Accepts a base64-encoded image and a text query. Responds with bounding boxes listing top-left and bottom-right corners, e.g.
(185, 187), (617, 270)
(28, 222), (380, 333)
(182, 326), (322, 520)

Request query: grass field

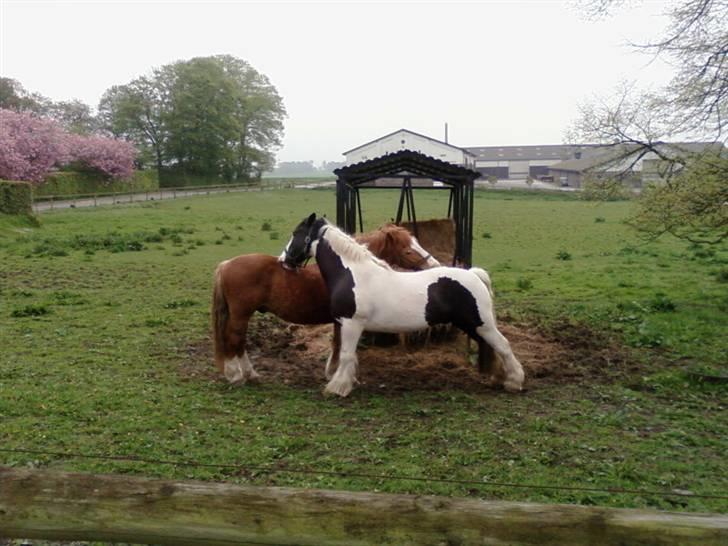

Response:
(0, 188), (726, 515)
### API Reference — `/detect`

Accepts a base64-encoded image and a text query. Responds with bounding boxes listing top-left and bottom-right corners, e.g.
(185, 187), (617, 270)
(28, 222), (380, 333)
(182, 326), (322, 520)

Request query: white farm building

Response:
(343, 129), (476, 169)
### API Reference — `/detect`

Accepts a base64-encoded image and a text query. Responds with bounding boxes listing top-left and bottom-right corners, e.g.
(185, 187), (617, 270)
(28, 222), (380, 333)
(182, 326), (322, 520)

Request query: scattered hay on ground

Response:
(181, 314), (636, 394)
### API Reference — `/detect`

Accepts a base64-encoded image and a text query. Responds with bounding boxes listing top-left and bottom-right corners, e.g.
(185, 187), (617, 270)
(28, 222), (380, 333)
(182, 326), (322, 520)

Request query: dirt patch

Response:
(181, 314), (636, 393)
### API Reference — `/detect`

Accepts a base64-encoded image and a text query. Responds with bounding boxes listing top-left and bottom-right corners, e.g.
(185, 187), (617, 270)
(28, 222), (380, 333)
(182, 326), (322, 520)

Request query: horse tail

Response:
(469, 267), (494, 298)
(212, 261), (229, 373)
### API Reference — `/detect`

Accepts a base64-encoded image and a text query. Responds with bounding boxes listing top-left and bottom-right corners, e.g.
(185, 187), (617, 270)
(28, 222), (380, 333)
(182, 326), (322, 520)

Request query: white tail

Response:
(469, 267), (494, 298)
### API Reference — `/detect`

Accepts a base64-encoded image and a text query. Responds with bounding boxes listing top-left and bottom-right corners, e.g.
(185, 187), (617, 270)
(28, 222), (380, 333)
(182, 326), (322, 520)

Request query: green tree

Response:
(0, 77), (49, 115)
(213, 55), (285, 179)
(98, 72), (172, 173)
(164, 57), (239, 177)
(98, 55), (286, 181)
(47, 99), (97, 134)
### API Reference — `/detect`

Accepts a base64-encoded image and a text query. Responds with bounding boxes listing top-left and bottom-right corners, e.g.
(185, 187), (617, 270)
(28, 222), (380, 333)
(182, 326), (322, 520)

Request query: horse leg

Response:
(325, 321), (342, 380)
(476, 339), (507, 386)
(223, 314), (260, 385)
(325, 319), (364, 397)
(476, 326), (524, 392)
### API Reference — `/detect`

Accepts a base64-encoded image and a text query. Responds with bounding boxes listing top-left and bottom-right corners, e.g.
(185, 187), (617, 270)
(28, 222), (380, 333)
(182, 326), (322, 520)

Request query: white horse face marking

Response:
(278, 237), (293, 265)
(410, 238), (440, 269)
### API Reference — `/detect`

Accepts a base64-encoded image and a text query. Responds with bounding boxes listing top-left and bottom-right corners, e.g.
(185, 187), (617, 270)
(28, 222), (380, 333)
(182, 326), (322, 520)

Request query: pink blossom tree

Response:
(69, 134), (136, 180)
(0, 108), (137, 183)
(0, 108), (71, 183)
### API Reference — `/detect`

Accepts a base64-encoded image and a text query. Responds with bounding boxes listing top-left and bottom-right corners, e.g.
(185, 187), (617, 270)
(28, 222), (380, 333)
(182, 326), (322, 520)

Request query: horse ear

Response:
(306, 213), (316, 225)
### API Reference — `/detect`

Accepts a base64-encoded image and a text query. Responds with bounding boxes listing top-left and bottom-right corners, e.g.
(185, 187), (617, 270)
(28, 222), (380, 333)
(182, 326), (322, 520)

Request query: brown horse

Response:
(212, 224), (440, 384)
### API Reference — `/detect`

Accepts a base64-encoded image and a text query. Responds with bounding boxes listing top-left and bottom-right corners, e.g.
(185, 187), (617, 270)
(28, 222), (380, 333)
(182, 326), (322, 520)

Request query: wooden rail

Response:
(1, 466), (726, 545)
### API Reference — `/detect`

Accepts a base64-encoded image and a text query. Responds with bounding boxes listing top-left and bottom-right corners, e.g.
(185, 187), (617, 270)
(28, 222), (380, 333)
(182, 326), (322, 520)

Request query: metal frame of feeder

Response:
(334, 150), (481, 267)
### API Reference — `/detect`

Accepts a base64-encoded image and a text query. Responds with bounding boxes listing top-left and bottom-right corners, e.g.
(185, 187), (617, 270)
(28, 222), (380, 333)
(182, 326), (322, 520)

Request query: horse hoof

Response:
(503, 379), (523, 393)
(324, 380), (353, 397)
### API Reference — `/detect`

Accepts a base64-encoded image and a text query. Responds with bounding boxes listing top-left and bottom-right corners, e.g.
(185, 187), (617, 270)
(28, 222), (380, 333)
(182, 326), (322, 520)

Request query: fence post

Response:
(1, 466), (727, 546)
(93, 194), (97, 207)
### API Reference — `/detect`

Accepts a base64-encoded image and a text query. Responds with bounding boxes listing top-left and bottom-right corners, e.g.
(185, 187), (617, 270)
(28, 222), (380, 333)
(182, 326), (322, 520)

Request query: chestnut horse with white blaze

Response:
(212, 224), (439, 384)
(280, 214), (524, 397)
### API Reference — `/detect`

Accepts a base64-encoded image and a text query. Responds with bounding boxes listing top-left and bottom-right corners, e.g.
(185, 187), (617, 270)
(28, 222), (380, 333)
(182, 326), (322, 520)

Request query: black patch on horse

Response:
(316, 238), (356, 319)
(425, 276), (484, 338)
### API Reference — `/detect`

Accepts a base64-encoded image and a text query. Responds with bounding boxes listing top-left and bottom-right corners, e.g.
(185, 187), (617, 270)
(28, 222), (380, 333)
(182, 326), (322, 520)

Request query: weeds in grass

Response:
(26, 228), (202, 257)
(649, 294), (676, 312)
(595, 217), (606, 223)
(556, 250), (572, 260)
(269, 232), (280, 240)
(716, 269), (728, 283)
(516, 277), (533, 291)
(482, 232), (492, 239)
(261, 221), (272, 231)
(164, 299), (197, 309)
(11, 304), (50, 317)
(51, 291), (87, 306)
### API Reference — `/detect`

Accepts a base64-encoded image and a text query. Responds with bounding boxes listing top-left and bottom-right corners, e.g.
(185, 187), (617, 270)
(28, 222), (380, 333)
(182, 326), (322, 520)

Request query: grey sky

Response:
(1, 0), (675, 163)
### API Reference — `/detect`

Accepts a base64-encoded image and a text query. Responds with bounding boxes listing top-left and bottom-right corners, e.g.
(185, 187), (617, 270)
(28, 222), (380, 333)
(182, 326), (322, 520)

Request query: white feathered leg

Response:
(325, 319), (363, 397)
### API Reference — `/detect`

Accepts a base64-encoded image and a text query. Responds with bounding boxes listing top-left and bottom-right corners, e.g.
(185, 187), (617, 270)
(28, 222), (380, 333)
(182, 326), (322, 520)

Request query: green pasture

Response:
(0, 189), (726, 514)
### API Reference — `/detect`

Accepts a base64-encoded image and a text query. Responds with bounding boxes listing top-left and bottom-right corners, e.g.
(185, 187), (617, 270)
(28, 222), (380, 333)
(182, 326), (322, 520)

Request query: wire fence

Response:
(31, 179), (336, 212)
(1, 447), (725, 501)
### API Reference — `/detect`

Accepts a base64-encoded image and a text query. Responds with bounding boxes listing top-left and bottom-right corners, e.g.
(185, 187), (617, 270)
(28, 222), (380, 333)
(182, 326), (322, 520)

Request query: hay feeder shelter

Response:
(334, 150), (481, 267)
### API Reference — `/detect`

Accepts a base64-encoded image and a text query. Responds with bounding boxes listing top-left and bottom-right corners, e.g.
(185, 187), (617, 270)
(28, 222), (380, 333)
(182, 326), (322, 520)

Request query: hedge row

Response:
(0, 180), (33, 215)
(158, 168), (270, 188)
(33, 170), (159, 198)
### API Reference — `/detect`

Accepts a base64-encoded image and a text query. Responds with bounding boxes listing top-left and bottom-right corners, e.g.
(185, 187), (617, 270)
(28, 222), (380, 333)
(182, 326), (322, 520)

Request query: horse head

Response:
(376, 225), (440, 270)
(279, 213), (327, 269)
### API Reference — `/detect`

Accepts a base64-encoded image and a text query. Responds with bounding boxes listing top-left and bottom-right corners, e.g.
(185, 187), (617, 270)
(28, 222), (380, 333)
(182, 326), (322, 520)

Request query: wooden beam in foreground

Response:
(1, 466), (727, 545)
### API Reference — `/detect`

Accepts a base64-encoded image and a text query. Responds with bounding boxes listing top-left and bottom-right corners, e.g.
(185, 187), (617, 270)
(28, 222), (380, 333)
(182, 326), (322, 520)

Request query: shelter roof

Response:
(334, 150), (481, 185)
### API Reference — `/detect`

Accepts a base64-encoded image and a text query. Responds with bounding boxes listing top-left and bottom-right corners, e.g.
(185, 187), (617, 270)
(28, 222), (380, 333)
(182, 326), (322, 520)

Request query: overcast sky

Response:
(1, 0), (676, 163)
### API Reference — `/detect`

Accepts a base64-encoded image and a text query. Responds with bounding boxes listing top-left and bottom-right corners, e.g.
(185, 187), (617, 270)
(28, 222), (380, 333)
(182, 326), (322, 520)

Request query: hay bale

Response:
(400, 218), (456, 265)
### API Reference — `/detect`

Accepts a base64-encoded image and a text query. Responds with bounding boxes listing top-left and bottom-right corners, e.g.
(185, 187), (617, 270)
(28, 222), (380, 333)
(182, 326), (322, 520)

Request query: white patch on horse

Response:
(224, 352), (259, 384)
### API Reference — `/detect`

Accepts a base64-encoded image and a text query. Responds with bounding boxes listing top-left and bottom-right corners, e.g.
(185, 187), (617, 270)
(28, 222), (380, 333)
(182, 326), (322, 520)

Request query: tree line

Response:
(1, 54), (286, 184)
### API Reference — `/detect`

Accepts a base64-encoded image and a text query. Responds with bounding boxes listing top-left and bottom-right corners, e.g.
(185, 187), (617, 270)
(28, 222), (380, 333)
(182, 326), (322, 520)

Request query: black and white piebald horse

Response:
(280, 213), (525, 397)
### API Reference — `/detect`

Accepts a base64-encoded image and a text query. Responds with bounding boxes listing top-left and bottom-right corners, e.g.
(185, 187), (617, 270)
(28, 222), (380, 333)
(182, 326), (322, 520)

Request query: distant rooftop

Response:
(464, 144), (603, 161)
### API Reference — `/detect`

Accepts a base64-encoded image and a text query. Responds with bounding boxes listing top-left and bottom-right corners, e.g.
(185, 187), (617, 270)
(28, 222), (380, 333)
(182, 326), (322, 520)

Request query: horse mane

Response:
(321, 222), (393, 271)
(358, 224), (411, 257)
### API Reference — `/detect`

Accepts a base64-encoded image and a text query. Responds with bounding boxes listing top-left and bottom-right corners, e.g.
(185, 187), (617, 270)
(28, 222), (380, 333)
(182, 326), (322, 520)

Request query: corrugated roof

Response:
(548, 142), (724, 172)
(464, 144), (603, 161)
